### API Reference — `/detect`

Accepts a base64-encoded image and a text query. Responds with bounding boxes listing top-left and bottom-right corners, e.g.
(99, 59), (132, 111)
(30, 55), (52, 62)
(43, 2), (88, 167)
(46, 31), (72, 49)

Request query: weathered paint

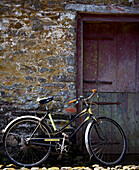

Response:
(83, 22), (139, 93)
(77, 14), (139, 154)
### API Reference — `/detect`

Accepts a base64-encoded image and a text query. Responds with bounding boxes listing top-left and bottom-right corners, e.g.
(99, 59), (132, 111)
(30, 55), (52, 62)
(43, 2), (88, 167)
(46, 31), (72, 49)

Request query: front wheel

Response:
(85, 117), (126, 165)
(3, 117), (52, 167)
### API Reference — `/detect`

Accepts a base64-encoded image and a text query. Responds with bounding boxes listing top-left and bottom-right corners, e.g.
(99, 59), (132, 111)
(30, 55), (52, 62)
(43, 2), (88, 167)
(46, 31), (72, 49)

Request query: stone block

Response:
(48, 167), (59, 170)
(61, 167), (72, 170)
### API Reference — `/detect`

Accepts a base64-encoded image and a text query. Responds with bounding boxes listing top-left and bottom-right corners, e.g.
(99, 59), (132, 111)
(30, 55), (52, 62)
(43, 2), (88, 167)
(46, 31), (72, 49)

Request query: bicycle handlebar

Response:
(69, 89), (97, 104)
(69, 99), (77, 104)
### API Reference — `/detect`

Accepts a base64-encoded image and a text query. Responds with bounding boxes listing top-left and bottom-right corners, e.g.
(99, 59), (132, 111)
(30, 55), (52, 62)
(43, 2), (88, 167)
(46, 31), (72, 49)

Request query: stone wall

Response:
(0, 0), (77, 133)
(0, 1), (77, 162)
(0, 0), (139, 163)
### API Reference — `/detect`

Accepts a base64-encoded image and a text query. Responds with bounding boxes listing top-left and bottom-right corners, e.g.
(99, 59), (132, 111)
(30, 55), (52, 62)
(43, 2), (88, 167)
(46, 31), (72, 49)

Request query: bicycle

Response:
(2, 89), (126, 167)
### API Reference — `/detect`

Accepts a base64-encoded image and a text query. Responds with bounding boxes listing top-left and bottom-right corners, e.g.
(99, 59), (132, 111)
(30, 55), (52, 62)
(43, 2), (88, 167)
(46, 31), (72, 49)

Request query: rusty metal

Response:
(86, 102), (121, 105)
(84, 80), (112, 85)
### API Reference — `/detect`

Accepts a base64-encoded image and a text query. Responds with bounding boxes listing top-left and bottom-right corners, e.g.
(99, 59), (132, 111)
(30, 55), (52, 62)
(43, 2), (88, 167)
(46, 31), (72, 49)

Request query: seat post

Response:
(45, 105), (49, 111)
(40, 105), (50, 121)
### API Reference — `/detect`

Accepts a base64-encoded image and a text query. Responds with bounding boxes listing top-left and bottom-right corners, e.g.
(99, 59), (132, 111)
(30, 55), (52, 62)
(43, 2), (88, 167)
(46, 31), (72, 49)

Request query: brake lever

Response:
(79, 96), (84, 99)
(74, 96), (84, 104)
(75, 101), (79, 104)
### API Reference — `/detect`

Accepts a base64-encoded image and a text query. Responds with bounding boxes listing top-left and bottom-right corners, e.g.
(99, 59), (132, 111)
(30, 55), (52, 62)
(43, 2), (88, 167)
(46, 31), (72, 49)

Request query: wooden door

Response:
(83, 22), (139, 153)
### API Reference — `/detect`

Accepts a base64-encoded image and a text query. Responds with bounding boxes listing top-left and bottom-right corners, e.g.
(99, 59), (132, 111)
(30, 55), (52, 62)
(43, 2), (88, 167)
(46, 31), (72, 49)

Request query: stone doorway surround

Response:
(65, 2), (139, 152)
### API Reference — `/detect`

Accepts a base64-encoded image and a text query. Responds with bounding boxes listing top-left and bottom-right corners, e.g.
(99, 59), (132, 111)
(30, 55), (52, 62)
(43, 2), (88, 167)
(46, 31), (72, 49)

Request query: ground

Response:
(0, 164), (139, 170)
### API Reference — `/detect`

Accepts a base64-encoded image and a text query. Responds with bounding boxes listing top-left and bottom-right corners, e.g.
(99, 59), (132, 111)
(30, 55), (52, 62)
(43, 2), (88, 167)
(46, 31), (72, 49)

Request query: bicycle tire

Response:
(85, 117), (126, 165)
(3, 117), (52, 167)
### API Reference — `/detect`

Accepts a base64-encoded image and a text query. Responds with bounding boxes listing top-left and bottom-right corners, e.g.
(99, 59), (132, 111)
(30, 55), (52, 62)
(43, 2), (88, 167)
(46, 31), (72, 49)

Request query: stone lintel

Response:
(65, 4), (139, 14)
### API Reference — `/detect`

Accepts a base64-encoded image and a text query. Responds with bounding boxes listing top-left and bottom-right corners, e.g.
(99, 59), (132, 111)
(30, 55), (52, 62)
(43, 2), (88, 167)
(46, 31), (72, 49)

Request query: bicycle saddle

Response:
(37, 96), (54, 104)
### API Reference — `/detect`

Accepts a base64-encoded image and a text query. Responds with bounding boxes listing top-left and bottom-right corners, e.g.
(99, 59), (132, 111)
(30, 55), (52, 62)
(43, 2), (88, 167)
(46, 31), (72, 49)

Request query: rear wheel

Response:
(3, 118), (51, 167)
(87, 117), (126, 165)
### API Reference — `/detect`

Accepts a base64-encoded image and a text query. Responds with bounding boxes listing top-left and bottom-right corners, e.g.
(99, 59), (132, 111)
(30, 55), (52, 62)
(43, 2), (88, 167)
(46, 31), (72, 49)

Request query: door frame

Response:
(76, 13), (139, 150)
(76, 14), (139, 100)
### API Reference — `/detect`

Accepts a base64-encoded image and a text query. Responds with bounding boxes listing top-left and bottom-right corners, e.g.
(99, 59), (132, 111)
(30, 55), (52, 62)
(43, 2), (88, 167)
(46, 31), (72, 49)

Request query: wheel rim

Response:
(89, 118), (126, 165)
(4, 119), (51, 167)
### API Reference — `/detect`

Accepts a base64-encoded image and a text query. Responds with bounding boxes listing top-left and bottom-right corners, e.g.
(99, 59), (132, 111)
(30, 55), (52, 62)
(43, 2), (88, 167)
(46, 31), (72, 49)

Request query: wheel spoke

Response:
(4, 118), (51, 166)
(88, 117), (126, 165)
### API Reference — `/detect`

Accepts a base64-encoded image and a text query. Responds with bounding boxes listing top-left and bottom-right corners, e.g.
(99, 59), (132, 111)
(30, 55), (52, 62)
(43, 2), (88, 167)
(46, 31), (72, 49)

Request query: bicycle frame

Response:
(49, 107), (90, 139)
(28, 90), (98, 145)
(3, 89), (126, 166)
(29, 106), (95, 146)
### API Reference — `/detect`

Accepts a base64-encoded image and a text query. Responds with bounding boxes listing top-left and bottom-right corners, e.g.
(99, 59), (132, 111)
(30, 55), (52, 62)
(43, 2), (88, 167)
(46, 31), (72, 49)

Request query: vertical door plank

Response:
(98, 23), (117, 92)
(136, 24), (139, 92)
(127, 93), (137, 153)
(117, 23), (137, 92)
(83, 39), (98, 90)
(98, 93), (112, 118)
(83, 24), (98, 91)
(135, 93), (139, 152)
(112, 93), (129, 151)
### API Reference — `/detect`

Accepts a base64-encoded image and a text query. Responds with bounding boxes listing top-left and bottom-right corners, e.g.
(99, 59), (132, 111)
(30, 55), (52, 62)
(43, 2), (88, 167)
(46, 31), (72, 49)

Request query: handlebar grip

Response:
(69, 99), (76, 104)
(92, 89), (97, 93)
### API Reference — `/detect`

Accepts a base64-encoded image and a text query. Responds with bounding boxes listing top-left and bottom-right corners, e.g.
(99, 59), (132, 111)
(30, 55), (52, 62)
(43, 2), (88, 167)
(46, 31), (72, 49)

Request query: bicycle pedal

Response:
(57, 154), (62, 160)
